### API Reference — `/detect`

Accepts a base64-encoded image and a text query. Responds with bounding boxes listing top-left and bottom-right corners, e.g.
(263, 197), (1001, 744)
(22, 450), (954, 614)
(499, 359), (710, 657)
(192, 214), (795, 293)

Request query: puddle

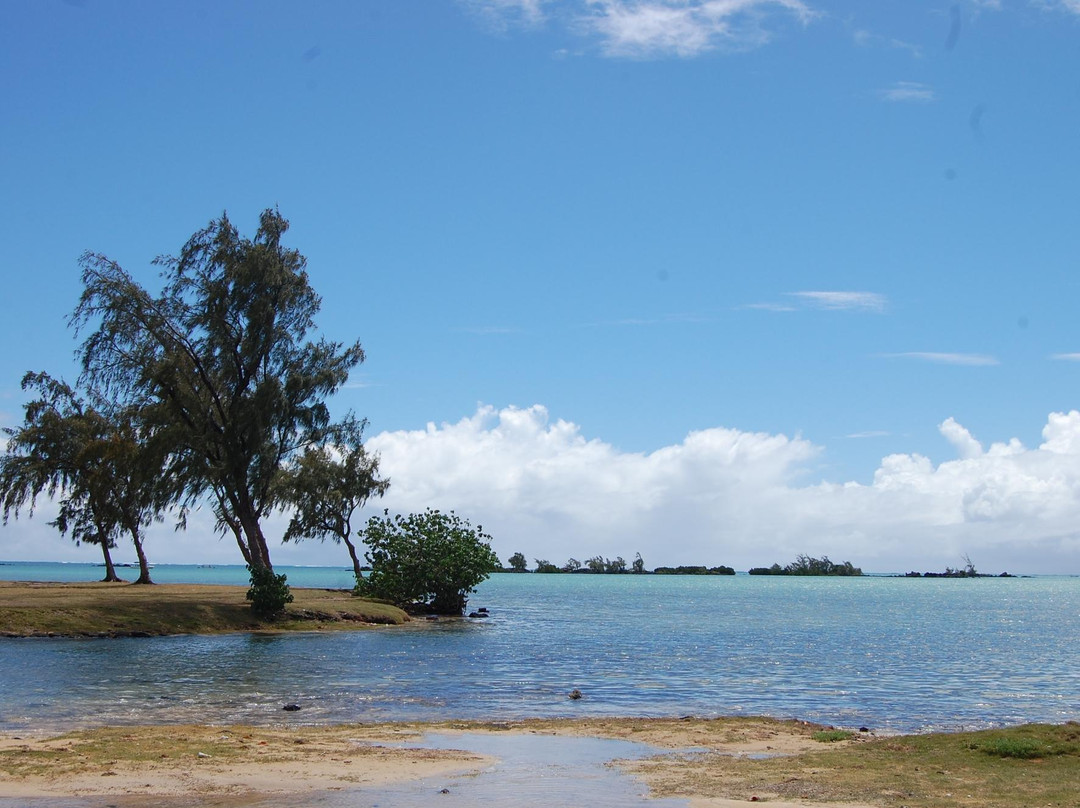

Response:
(0, 732), (689, 808)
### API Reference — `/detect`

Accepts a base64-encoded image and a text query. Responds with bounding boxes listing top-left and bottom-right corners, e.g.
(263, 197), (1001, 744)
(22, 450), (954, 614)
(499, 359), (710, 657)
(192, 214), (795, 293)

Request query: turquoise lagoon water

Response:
(0, 562), (1077, 734)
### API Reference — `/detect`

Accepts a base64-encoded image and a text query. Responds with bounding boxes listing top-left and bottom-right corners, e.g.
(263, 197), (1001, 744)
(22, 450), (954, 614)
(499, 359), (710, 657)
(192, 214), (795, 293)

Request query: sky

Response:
(2, 0), (1080, 574)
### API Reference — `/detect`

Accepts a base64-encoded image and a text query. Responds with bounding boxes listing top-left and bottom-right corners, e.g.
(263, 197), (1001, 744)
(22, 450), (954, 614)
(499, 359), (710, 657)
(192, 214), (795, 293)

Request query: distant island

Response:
(748, 555), (862, 576)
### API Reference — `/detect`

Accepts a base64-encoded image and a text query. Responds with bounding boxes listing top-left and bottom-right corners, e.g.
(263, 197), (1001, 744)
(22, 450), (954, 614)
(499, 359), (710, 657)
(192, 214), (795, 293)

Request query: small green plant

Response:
(246, 564), (293, 618)
(812, 729), (855, 743)
(980, 737), (1045, 759)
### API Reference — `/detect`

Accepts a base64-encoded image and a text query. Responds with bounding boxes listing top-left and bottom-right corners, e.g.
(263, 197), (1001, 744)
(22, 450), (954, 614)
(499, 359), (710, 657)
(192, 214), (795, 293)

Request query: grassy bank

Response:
(0, 581), (409, 637)
(618, 718), (1080, 808)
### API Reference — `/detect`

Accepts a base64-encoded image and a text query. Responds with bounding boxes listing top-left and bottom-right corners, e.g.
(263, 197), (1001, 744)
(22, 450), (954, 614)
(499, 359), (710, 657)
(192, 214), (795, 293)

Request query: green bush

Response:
(355, 508), (500, 615)
(246, 564), (293, 618)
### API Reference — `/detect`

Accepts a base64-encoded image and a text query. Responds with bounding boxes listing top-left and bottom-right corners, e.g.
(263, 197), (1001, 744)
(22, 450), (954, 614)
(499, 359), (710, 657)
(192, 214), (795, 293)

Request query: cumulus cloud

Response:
(880, 81), (936, 102)
(7, 405), (1080, 575)
(357, 405), (1080, 574)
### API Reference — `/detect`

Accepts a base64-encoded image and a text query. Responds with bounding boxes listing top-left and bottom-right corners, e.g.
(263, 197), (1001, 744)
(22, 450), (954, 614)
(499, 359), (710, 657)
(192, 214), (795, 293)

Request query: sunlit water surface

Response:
(1, 563), (1078, 734)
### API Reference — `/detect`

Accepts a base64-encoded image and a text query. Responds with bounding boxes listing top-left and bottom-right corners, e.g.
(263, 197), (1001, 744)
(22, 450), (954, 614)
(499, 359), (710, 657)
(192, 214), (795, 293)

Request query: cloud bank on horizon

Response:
(361, 404), (1080, 574)
(8, 404), (1076, 575)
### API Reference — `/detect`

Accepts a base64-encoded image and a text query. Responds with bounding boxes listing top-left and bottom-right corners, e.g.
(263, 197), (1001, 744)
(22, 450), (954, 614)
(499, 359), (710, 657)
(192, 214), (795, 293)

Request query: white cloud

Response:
(1051, 353), (1080, 361)
(888, 352), (999, 366)
(940, 416), (983, 459)
(789, 291), (886, 312)
(465, 0), (815, 58)
(583, 0), (814, 57)
(358, 405), (1080, 574)
(7, 406), (1080, 575)
(880, 81), (936, 102)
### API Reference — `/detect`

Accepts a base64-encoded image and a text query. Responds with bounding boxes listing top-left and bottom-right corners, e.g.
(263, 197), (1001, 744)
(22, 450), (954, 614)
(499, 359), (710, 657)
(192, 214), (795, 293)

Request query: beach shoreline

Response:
(0, 716), (874, 808)
(7, 716), (1077, 808)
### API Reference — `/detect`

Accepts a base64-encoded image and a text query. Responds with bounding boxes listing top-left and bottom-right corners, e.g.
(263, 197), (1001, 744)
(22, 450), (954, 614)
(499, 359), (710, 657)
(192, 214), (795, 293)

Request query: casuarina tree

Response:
(278, 415), (389, 580)
(0, 373), (167, 583)
(70, 208), (364, 577)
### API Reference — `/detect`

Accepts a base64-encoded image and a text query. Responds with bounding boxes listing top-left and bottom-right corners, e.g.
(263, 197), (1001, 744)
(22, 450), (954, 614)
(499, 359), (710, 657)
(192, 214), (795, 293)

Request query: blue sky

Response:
(3, 0), (1080, 573)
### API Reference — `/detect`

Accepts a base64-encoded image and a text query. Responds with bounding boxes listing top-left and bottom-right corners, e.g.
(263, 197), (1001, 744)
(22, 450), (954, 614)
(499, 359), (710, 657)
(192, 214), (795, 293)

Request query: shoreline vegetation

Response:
(1, 716), (1077, 808)
(0, 581), (409, 638)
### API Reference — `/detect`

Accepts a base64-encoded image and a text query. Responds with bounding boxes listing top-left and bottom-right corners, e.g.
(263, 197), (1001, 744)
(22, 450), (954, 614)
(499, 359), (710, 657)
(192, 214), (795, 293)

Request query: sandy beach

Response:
(0, 717), (880, 807)
(3, 714), (1079, 807)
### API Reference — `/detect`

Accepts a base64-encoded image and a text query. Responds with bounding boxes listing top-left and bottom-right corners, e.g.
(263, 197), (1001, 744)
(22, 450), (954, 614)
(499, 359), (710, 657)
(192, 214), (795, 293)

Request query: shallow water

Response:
(1, 566), (1078, 733)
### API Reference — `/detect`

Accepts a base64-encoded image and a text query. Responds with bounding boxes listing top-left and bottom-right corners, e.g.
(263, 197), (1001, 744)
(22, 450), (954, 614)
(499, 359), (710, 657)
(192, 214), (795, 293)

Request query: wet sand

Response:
(0, 718), (877, 808)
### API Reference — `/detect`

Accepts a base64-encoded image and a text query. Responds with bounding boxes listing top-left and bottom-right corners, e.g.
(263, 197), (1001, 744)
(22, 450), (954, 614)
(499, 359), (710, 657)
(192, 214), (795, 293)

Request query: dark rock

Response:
(283, 703), (301, 712)
(468, 611), (489, 618)
(859, 726), (870, 733)
(568, 689), (582, 700)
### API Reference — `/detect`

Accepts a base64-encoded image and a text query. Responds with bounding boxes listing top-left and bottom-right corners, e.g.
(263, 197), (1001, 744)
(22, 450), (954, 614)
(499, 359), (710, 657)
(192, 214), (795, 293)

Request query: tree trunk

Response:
(342, 534), (363, 581)
(213, 487), (254, 566)
(98, 539), (123, 583)
(129, 527), (154, 585)
(238, 509), (272, 572)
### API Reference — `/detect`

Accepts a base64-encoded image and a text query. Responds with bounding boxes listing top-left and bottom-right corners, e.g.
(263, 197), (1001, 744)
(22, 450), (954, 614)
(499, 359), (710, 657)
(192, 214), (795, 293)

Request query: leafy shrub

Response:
(356, 508), (500, 615)
(246, 564), (293, 618)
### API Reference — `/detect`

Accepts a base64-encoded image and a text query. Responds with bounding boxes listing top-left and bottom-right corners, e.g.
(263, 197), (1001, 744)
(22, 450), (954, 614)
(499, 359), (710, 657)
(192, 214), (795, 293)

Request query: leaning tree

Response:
(70, 208), (365, 575)
(0, 372), (166, 583)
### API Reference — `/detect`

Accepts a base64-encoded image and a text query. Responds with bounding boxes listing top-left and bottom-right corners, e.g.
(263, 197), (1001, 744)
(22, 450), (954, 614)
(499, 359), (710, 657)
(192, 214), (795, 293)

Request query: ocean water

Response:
(0, 563), (1077, 734)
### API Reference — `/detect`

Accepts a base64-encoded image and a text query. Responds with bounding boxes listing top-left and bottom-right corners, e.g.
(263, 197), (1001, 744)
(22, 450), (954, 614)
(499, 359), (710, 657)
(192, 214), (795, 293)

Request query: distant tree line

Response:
(505, 552), (737, 575)
(748, 555), (863, 576)
(901, 555), (1014, 578)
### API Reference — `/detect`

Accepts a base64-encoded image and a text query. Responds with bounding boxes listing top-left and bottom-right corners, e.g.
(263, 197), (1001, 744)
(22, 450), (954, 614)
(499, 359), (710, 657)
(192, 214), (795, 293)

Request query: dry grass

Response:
(0, 581), (409, 636)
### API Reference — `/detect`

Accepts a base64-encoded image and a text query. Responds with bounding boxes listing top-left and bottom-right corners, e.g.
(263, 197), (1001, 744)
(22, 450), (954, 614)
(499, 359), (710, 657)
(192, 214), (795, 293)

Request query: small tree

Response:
(507, 552), (528, 572)
(534, 559), (559, 573)
(632, 552), (645, 574)
(562, 557), (582, 573)
(0, 373), (169, 584)
(278, 416), (388, 580)
(585, 555), (607, 573)
(356, 508), (500, 615)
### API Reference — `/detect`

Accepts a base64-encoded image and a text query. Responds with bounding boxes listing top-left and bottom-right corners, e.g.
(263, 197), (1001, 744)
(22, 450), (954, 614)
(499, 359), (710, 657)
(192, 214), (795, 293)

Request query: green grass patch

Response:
(812, 729), (855, 742)
(978, 737), (1046, 759)
(632, 721), (1080, 808)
